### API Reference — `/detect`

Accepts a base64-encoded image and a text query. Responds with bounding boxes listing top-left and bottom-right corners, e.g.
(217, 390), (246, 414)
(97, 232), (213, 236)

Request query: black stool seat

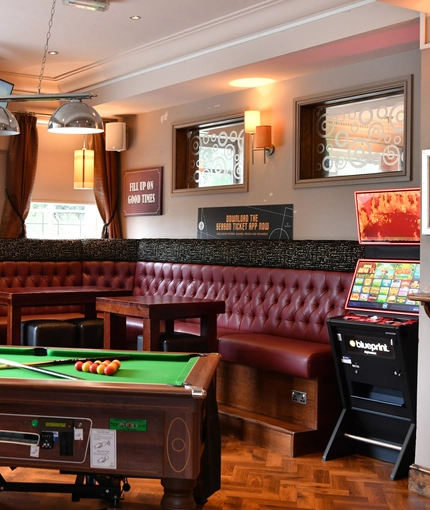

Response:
(21, 319), (77, 347)
(137, 332), (208, 352)
(67, 318), (104, 349)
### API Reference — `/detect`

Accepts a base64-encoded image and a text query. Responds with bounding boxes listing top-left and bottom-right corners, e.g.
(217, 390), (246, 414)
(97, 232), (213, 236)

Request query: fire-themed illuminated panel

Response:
(355, 188), (420, 244)
(346, 259), (420, 316)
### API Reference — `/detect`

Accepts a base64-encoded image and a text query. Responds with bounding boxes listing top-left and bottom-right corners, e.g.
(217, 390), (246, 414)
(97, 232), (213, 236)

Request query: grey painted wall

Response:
(120, 49), (421, 240)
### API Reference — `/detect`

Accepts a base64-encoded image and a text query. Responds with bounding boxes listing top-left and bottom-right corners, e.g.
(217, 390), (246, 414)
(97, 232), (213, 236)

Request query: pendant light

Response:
(0, 0), (103, 136)
(74, 135), (94, 189)
(48, 99), (104, 134)
(0, 107), (19, 136)
(62, 0), (110, 11)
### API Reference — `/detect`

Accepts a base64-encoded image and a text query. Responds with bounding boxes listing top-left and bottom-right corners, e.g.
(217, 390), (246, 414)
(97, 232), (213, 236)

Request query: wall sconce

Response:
(244, 110), (275, 164)
(74, 135), (94, 189)
(254, 125), (275, 164)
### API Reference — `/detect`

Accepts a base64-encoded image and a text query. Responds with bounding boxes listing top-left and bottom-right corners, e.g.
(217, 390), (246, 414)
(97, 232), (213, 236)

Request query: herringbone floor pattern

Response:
(1, 436), (429, 509)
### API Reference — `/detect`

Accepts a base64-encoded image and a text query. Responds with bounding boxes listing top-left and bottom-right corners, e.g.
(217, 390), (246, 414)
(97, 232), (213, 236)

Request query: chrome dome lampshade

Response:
(0, 107), (20, 136)
(47, 99), (104, 134)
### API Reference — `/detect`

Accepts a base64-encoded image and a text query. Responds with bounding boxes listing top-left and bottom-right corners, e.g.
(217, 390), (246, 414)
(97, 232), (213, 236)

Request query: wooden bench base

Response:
(216, 361), (341, 457)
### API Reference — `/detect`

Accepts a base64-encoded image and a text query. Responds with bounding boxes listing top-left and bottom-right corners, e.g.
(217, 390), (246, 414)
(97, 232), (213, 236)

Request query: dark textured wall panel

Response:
(82, 239), (140, 261)
(137, 239), (364, 272)
(0, 239), (82, 261)
(0, 238), (364, 272)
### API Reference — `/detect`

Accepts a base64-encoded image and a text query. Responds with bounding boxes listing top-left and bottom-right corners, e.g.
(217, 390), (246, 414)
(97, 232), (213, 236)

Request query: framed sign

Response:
(197, 204), (293, 240)
(123, 167), (162, 216)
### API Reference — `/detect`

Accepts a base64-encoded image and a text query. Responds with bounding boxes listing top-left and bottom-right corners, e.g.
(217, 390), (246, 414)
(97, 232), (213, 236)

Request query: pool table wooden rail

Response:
(0, 352), (220, 398)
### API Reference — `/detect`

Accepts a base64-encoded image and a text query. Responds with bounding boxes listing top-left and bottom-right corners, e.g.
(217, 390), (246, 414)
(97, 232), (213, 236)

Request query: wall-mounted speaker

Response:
(105, 122), (127, 151)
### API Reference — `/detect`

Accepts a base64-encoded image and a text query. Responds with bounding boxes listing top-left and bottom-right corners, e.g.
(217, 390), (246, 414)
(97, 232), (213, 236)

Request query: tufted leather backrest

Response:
(82, 260), (136, 289)
(0, 261), (83, 315)
(133, 262), (353, 345)
(0, 261), (82, 288)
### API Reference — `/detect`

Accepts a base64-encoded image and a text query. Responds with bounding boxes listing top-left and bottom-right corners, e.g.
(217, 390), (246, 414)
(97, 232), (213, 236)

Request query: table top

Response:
(96, 294), (225, 318)
(0, 286), (132, 305)
(409, 292), (430, 303)
(0, 346), (220, 397)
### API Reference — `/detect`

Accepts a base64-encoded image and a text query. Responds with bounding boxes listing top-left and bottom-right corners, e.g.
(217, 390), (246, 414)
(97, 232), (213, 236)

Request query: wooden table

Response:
(96, 295), (225, 351)
(409, 292), (430, 317)
(0, 286), (132, 346)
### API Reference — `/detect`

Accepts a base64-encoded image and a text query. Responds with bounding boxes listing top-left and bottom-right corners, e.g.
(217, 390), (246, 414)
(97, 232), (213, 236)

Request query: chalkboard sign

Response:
(197, 204), (293, 240)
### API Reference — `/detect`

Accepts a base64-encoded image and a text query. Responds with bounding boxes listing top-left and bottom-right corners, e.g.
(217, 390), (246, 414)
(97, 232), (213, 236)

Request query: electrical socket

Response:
(291, 390), (307, 405)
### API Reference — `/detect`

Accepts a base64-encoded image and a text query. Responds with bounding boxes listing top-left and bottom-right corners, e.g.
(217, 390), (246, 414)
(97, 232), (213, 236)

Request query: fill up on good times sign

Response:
(197, 204), (293, 240)
(123, 168), (163, 216)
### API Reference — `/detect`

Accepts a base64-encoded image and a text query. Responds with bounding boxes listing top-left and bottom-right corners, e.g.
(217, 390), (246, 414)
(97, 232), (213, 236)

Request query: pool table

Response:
(0, 346), (221, 510)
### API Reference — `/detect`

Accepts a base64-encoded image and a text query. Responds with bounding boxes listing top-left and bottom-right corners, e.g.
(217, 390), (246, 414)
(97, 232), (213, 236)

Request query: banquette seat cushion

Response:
(217, 333), (333, 379)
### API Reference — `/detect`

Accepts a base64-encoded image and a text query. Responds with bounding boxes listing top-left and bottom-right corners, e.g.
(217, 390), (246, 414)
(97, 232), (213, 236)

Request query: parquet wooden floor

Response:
(1, 436), (430, 509)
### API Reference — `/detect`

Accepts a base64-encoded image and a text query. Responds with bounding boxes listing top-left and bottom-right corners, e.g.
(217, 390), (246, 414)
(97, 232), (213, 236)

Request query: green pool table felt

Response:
(0, 347), (200, 386)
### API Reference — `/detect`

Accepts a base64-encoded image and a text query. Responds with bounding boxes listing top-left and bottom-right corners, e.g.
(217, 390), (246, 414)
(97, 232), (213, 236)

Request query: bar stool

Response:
(21, 319), (77, 347)
(136, 332), (208, 352)
(67, 318), (104, 349)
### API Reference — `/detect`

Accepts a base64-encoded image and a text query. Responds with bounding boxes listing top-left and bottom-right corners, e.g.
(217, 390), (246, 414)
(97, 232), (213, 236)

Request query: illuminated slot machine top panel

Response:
(355, 188), (420, 245)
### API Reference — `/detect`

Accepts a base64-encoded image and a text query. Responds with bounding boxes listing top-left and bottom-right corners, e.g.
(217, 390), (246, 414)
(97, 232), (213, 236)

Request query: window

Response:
(26, 202), (103, 239)
(294, 76), (412, 187)
(173, 113), (248, 195)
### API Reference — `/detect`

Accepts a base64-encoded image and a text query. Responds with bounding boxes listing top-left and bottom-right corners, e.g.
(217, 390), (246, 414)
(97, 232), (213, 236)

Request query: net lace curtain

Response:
(89, 130), (122, 239)
(0, 113), (38, 238)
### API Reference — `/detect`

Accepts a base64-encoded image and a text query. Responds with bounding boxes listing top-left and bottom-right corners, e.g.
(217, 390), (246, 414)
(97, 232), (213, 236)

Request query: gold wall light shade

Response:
(244, 110), (275, 164)
(105, 122), (127, 151)
(244, 110), (261, 133)
(0, 107), (20, 136)
(74, 147), (94, 189)
(255, 125), (275, 152)
(254, 125), (275, 163)
(48, 99), (104, 134)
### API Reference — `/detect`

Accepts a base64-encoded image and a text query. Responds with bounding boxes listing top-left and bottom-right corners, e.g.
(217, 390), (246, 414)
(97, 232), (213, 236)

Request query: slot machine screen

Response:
(346, 259), (420, 316)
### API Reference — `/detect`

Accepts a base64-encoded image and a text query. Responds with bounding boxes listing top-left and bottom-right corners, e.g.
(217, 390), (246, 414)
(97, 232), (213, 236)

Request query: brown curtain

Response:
(0, 113), (38, 238)
(89, 131), (122, 239)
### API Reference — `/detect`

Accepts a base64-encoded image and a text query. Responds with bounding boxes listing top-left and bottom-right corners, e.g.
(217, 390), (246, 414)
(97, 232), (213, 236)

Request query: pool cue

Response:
(0, 357), (82, 381)
(0, 354), (131, 371)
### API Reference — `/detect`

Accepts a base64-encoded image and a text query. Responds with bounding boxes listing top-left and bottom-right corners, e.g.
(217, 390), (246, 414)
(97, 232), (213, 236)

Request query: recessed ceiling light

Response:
(130, 15), (141, 20)
(48, 51), (58, 55)
(229, 78), (275, 88)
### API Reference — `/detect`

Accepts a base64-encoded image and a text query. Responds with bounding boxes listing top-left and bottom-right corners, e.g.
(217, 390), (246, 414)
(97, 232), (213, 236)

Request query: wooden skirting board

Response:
(216, 360), (342, 457)
(409, 464), (430, 498)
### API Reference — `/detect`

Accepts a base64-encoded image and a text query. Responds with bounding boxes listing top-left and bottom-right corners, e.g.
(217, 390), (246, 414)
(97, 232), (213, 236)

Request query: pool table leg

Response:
(160, 478), (197, 510)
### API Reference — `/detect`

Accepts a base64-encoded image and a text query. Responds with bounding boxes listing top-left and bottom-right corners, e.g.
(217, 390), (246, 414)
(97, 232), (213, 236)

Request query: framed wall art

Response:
(123, 167), (163, 216)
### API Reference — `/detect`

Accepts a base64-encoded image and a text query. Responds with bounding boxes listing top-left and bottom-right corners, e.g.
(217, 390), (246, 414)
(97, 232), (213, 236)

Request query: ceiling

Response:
(0, 0), (427, 118)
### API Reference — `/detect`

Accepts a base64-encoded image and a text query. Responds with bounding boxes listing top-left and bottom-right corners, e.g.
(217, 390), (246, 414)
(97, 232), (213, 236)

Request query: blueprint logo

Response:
(348, 338), (392, 357)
